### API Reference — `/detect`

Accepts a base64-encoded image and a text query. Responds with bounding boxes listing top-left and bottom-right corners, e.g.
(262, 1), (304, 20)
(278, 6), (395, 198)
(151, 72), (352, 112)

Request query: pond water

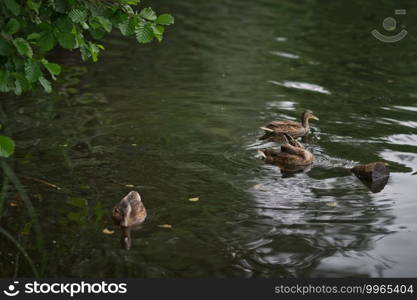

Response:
(1, 0), (417, 277)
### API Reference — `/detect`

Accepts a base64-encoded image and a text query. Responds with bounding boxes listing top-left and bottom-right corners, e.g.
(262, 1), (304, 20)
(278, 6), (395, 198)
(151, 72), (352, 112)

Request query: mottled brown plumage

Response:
(259, 133), (314, 168)
(112, 191), (147, 227)
(260, 110), (319, 140)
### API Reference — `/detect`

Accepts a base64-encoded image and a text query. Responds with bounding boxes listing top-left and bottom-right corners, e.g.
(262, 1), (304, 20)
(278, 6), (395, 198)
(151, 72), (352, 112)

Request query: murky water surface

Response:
(1, 0), (417, 277)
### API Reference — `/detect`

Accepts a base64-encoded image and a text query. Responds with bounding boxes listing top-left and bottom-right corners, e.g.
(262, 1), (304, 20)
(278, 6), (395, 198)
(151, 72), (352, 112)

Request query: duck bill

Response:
(311, 115), (319, 121)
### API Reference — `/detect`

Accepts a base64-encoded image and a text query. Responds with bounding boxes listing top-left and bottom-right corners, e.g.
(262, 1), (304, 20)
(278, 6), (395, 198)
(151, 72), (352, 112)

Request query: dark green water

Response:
(1, 0), (417, 277)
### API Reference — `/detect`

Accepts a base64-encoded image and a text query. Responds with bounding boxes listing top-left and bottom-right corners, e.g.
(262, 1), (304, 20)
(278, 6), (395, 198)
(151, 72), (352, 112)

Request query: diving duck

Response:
(260, 110), (319, 140)
(112, 191), (147, 227)
(259, 133), (314, 168)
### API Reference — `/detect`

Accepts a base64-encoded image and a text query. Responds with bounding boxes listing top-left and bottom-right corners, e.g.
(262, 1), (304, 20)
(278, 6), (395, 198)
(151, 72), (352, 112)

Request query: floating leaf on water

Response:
(9, 200), (19, 207)
(253, 184), (263, 190)
(102, 228), (114, 235)
(125, 184), (135, 188)
(158, 224), (172, 229)
(189, 196), (199, 202)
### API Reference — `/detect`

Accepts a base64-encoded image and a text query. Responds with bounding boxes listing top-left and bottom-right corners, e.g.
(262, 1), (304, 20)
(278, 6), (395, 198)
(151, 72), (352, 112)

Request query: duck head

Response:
(302, 110), (319, 128)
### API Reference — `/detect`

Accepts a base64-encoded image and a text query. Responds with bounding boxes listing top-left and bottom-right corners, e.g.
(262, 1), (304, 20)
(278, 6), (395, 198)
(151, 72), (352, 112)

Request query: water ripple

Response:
(268, 80), (331, 95)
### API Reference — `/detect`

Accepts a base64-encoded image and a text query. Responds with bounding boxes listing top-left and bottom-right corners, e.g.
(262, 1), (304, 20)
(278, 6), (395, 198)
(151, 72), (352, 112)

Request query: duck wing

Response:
(262, 120), (307, 139)
(267, 120), (301, 129)
(129, 200), (147, 224)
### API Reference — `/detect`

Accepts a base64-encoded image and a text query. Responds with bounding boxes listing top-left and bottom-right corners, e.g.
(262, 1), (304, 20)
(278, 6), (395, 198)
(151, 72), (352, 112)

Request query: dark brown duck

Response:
(112, 191), (147, 227)
(259, 133), (314, 167)
(260, 110), (319, 140)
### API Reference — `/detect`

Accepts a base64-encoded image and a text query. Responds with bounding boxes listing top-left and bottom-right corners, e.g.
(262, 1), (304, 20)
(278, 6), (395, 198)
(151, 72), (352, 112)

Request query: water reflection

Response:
(269, 80), (332, 95)
(270, 51), (300, 60)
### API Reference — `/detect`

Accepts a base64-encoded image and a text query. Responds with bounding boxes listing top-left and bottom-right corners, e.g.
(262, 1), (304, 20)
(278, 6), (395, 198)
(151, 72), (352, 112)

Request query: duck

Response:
(259, 133), (314, 168)
(112, 191), (147, 228)
(260, 110), (319, 140)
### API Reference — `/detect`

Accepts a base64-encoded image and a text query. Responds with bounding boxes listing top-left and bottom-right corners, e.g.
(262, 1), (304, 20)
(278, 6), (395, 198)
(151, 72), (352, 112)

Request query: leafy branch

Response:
(0, 0), (174, 95)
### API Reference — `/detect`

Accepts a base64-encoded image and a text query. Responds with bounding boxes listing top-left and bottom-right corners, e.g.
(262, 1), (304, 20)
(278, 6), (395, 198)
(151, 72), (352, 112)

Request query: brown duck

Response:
(259, 133), (314, 168)
(260, 110), (319, 140)
(112, 191), (147, 227)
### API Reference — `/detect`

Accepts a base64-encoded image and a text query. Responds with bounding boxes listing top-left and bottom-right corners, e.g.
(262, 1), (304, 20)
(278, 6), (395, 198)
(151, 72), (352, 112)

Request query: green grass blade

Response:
(0, 227), (39, 277)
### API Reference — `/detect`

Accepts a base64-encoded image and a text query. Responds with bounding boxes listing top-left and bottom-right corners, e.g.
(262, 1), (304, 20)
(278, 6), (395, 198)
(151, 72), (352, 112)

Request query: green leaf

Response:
(5, 18), (20, 35)
(118, 19), (130, 36)
(52, 0), (68, 13)
(43, 61), (61, 79)
(0, 39), (14, 56)
(152, 24), (164, 42)
(69, 9), (88, 23)
(38, 31), (56, 52)
(89, 28), (105, 40)
(95, 16), (112, 33)
(156, 14), (174, 25)
(45, 63), (61, 75)
(89, 42), (100, 62)
(56, 17), (73, 33)
(4, 0), (20, 16)
(80, 45), (90, 61)
(118, 17), (138, 36)
(135, 22), (154, 43)
(0, 136), (15, 158)
(139, 7), (157, 21)
(24, 60), (42, 83)
(57, 32), (77, 49)
(13, 73), (29, 94)
(121, 4), (134, 15)
(27, 32), (41, 41)
(81, 22), (89, 30)
(120, 0), (141, 4)
(0, 70), (13, 92)
(38, 76), (51, 93)
(14, 78), (22, 95)
(13, 38), (33, 58)
(27, 0), (41, 12)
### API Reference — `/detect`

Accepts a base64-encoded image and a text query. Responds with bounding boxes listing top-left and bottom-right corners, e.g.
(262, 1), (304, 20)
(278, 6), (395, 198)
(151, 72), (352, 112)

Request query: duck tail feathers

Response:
(260, 127), (274, 132)
(258, 149), (267, 159)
